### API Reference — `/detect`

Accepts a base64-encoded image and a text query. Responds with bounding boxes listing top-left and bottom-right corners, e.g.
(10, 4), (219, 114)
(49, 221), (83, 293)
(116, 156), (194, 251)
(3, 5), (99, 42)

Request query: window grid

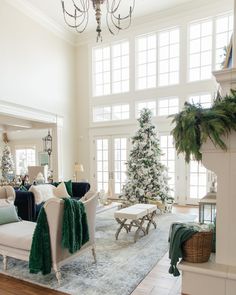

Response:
(158, 28), (180, 86)
(136, 33), (157, 90)
(189, 93), (212, 108)
(136, 101), (157, 117)
(114, 138), (127, 194)
(189, 160), (207, 199)
(16, 148), (36, 175)
(93, 104), (129, 122)
(112, 41), (130, 94)
(158, 97), (179, 116)
(160, 135), (175, 197)
(215, 13), (233, 70)
(189, 20), (213, 81)
(96, 139), (109, 193)
(93, 46), (111, 97)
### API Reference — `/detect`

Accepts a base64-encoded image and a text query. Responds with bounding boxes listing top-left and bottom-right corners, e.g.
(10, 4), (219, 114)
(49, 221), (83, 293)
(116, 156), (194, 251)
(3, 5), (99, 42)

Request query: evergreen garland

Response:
(120, 108), (170, 204)
(171, 89), (236, 162)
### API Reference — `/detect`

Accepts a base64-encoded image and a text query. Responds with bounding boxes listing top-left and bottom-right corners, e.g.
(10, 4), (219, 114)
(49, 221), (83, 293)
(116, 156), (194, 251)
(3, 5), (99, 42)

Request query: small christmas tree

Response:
(120, 108), (170, 204)
(1, 133), (15, 181)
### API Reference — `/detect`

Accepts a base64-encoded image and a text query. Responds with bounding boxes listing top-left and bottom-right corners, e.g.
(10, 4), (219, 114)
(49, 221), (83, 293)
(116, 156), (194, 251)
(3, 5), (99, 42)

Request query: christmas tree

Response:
(1, 133), (15, 181)
(120, 108), (171, 204)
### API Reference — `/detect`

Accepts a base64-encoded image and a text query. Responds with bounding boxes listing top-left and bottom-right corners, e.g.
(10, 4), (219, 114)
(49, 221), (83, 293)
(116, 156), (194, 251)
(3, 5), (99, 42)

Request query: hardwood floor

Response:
(0, 205), (198, 295)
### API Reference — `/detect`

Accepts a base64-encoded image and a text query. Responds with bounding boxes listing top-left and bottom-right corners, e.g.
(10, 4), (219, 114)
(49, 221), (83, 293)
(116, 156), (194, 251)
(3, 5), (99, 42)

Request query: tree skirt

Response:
(0, 210), (196, 295)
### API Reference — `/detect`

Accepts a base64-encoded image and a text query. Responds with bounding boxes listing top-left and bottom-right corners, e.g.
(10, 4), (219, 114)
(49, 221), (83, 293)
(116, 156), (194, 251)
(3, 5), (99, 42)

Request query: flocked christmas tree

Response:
(1, 133), (15, 181)
(120, 108), (171, 204)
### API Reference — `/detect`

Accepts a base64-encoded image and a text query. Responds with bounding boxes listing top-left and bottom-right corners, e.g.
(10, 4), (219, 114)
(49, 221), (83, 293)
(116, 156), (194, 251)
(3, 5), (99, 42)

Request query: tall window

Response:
(215, 13), (233, 70)
(112, 41), (129, 94)
(160, 135), (175, 197)
(136, 34), (157, 90)
(158, 28), (180, 86)
(189, 93), (212, 108)
(93, 41), (129, 97)
(114, 138), (127, 194)
(16, 148), (36, 175)
(189, 20), (213, 81)
(93, 46), (111, 96)
(136, 100), (156, 117)
(93, 104), (129, 122)
(189, 160), (207, 199)
(96, 139), (109, 192)
(158, 97), (179, 116)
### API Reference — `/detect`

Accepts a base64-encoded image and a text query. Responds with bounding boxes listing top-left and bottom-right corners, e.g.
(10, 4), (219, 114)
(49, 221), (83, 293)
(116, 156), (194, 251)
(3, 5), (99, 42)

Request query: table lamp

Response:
(74, 163), (84, 182)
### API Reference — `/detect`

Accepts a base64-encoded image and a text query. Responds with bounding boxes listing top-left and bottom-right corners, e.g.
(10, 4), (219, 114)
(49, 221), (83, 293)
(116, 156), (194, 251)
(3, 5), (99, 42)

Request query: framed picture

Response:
(38, 152), (49, 166)
(223, 35), (232, 69)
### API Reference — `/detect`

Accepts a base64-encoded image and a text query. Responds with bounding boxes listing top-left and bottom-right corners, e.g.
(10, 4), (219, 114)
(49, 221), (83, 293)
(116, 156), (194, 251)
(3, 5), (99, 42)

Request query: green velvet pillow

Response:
(53, 180), (73, 197)
(0, 205), (20, 225)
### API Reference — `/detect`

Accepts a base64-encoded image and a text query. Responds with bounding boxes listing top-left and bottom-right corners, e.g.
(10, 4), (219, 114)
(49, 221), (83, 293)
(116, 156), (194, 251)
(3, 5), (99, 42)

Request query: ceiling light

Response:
(61, 0), (135, 42)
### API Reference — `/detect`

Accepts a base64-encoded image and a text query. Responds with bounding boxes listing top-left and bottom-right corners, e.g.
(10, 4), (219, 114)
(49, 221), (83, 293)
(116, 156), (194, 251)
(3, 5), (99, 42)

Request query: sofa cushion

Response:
(52, 182), (70, 199)
(53, 180), (73, 197)
(0, 221), (35, 251)
(29, 184), (55, 204)
(0, 205), (20, 225)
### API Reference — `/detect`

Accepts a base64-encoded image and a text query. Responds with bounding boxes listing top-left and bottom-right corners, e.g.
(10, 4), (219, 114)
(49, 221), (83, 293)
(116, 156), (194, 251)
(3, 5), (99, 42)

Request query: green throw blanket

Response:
(29, 208), (52, 275)
(62, 198), (89, 254)
(29, 199), (89, 275)
(168, 223), (197, 277)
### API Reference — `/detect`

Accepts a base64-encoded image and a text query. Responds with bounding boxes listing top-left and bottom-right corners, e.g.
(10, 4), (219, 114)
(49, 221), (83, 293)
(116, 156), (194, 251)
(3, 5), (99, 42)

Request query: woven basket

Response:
(182, 231), (213, 263)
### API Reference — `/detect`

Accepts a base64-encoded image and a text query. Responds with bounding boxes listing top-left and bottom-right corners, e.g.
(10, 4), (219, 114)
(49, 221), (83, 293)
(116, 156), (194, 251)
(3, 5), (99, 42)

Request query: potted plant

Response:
(171, 89), (236, 162)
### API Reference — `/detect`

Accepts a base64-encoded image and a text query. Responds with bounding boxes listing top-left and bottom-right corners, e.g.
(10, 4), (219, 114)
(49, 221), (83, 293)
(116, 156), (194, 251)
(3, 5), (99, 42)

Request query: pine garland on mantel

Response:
(171, 89), (236, 162)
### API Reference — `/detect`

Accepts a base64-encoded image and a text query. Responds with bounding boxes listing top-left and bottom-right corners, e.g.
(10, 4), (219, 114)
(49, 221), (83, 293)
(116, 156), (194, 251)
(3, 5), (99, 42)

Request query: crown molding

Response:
(75, 0), (233, 46)
(4, 0), (77, 46)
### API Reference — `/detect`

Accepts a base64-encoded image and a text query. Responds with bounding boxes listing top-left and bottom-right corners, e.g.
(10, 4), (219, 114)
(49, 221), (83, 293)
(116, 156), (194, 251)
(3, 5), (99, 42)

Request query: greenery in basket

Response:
(171, 89), (236, 162)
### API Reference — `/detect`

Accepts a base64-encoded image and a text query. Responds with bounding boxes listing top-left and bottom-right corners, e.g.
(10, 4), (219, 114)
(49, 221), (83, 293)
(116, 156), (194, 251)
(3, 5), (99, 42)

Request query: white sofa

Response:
(0, 192), (98, 284)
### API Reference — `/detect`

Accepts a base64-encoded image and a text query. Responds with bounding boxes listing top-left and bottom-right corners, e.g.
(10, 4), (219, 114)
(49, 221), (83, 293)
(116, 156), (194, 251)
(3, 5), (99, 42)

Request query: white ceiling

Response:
(23, 0), (195, 33)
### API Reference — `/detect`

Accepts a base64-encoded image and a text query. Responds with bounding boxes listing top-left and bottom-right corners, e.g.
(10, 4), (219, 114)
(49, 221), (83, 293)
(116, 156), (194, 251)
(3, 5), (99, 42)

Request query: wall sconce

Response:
(74, 163), (84, 182)
(42, 130), (52, 168)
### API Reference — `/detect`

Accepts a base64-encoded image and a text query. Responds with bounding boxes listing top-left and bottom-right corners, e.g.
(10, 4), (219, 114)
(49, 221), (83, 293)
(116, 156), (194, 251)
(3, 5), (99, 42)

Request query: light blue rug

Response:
(0, 209), (196, 295)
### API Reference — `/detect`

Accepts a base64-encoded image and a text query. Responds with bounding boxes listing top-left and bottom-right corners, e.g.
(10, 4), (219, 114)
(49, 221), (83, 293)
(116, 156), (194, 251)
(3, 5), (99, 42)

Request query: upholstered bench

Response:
(114, 204), (157, 242)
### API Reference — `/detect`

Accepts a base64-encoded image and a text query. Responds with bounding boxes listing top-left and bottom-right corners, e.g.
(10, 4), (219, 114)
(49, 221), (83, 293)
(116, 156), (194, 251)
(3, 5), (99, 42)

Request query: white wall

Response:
(76, 0), (233, 201)
(0, 0), (77, 179)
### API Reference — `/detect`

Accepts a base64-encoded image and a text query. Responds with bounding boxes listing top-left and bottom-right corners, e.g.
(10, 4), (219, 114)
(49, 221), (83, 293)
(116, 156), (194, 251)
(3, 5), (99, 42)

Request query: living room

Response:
(0, 0), (235, 294)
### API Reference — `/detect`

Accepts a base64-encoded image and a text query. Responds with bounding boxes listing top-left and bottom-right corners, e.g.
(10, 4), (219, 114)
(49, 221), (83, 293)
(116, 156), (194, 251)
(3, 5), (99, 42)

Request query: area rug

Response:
(0, 209), (196, 295)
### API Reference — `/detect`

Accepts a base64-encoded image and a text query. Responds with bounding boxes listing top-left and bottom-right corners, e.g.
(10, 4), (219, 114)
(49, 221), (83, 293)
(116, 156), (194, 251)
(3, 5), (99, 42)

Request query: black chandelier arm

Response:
(106, 0), (135, 16)
(63, 11), (88, 29)
(75, 12), (89, 33)
(72, 0), (90, 13)
(107, 11), (132, 32)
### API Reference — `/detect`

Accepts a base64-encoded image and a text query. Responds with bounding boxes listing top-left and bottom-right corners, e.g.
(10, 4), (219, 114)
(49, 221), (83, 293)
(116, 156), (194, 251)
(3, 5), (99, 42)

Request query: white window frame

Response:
(135, 33), (157, 90)
(158, 97), (179, 117)
(15, 146), (36, 175)
(188, 18), (213, 82)
(188, 93), (212, 108)
(158, 27), (180, 87)
(135, 100), (157, 118)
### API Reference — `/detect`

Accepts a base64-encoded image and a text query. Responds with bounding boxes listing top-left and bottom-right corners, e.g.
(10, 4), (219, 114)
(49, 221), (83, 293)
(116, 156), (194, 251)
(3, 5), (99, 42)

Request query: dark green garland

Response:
(171, 89), (236, 163)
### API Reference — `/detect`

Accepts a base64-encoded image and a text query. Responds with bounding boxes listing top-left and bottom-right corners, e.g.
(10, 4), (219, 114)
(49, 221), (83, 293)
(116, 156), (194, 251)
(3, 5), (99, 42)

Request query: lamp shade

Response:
(74, 163), (84, 172)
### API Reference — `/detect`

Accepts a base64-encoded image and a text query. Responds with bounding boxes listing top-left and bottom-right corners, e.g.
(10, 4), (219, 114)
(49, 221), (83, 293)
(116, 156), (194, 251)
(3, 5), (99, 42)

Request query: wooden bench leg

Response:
(115, 218), (129, 240)
(146, 211), (157, 234)
(133, 216), (146, 242)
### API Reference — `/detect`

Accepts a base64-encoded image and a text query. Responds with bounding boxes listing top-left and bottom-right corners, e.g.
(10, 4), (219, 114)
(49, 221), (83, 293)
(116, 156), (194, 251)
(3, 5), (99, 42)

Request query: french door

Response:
(186, 159), (211, 205)
(94, 136), (128, 198)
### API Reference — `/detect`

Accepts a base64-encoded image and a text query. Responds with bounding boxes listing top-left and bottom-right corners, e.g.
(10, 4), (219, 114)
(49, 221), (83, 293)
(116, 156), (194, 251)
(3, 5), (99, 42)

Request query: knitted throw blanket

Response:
(29, 199), (89, 275)
(62, 198), (89, 254)
(168, 223), (197, 276)
(29, 207), (52, 275)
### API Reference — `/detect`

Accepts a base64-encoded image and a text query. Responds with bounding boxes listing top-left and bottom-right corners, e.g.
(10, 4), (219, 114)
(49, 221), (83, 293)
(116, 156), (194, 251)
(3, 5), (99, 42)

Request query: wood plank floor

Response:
(0, 205), (198, 295)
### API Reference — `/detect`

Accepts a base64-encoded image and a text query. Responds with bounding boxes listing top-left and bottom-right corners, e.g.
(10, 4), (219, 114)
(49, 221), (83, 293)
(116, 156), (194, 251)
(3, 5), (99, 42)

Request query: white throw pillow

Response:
(29, 184), (55, 204)
(53, 182), (70, 199)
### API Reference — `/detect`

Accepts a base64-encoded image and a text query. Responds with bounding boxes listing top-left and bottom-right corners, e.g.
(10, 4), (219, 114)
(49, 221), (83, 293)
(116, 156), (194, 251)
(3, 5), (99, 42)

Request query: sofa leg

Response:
(3, 255), (7, 271)
(92, 247), (97, 263)
(53, 265), (62, 285)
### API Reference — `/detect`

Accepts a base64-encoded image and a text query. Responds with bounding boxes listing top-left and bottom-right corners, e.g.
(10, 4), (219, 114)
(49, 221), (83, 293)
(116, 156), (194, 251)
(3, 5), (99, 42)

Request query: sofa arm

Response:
(72, 182), (90, 200)
(14, 191), (36, 221)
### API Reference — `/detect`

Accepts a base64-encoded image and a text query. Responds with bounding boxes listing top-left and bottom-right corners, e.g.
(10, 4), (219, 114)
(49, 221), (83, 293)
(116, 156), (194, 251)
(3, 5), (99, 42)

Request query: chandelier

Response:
(61, 0), (136, 42)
